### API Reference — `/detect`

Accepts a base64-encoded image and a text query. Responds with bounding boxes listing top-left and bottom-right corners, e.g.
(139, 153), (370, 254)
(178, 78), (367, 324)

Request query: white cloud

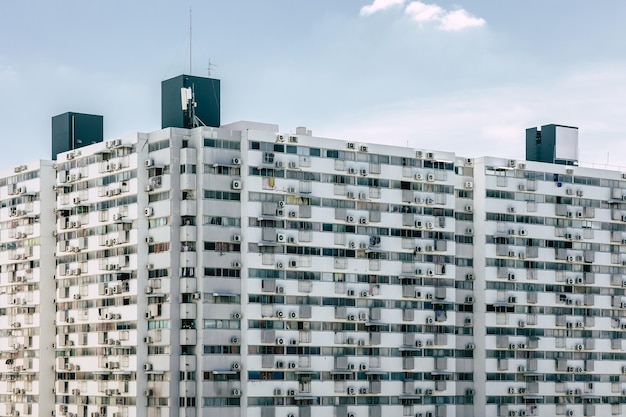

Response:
(439, 9), (486, 31)
(360, 0), (406, 16)
(404, 1), (443, 23)
(404, 1), (485, 31)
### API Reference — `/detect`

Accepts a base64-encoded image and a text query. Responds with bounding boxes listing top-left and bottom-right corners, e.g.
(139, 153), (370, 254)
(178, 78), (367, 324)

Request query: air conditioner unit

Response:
(276, 361), (285, 368)
(276, 134), (285, 142)
(232, 362), (241, 370)
(360, 290), (369, 297)
(426, 317), (434, 324)
(347, 289), (355, 296)
(288, 161), (297, 169)
(144, 207), (153, 217)
(144, 363), (153, 371)
(426, 222), (434, 229)
(347, 215), (354, 223)
(348, 314), (356, 321)
(359, 217), (368, 224)
(289, 211), (297, 218)
(415, 173), (423, 180)
(232, 157), (241, 165)
(276, 310), (284, 318)
(144, 389), (153, 397)
(232, 312), (242, 319)
(232, 261), (242, 268)
(466, 273), (475, 281)
(288, 260), (297, 268)
(144, 159), (153, 167)
(232, 180), (242, 190)
(144, 336), (153, 343)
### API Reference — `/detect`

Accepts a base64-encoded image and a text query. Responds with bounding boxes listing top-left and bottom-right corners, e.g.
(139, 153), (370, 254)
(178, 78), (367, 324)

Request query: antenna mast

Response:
(189, 6), (192, 74)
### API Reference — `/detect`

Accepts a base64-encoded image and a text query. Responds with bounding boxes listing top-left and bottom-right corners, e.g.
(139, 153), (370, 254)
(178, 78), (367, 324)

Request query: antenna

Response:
(189, 6), (192, 74)
(207, 58), (217, 77)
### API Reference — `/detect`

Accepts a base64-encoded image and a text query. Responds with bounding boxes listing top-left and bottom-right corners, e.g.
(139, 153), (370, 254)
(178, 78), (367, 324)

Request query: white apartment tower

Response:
(1, 82), (626, 417)
(0, 161), (56, 417)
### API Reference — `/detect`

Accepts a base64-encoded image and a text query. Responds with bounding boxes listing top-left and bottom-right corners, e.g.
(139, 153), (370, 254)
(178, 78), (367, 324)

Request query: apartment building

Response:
(1, 75), (626, 417)
(471, 156), (626, 417)
(0, 161), (56, 417)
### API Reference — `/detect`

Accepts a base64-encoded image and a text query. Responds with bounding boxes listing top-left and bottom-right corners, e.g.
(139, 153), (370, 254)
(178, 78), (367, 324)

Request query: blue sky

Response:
(1, 1), (626, 168)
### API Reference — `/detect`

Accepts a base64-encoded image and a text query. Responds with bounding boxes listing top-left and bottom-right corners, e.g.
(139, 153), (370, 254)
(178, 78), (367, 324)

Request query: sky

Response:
(2, 1), (626, 169)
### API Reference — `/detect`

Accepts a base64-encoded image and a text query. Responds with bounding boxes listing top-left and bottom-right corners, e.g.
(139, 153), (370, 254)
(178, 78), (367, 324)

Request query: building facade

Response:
(0, 122), (625, 417)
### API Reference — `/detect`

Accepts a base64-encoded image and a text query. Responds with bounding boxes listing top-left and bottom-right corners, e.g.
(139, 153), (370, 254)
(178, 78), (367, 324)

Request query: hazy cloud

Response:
(317, 66), (626, 168)
(404, 1), (485, 31)
(360, 0), (406, 16)
(0, 64), (16, 79)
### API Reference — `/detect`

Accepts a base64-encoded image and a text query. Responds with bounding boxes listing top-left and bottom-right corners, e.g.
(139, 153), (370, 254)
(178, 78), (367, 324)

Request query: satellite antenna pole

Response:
(189, 6), (192, 74)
